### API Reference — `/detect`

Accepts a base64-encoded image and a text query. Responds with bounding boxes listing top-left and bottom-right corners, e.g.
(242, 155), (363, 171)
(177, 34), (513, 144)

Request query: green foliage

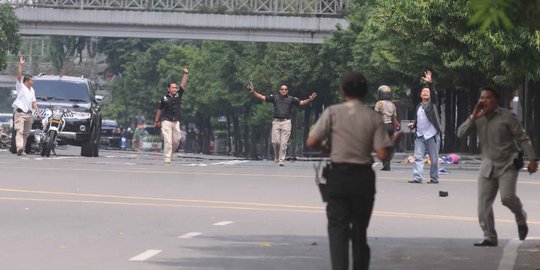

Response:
(97, 38), (157, 74)
(0, 4), (20, 70)
(469, 0), (513, 31)
(469, 0), (540, 31)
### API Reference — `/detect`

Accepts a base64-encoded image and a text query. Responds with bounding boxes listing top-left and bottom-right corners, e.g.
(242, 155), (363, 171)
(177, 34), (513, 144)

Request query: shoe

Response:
(518, 224), (528, 240)
(17, 149), (25, 156)
(380, 167), (391, 171)
(164, 158), (171, 164)
(408, 179), (422, 184)
(438, 168), (450, 175)
(473, 240), (497, 247)
(427, 179), (439, 184)
(278, 161), (285, 167)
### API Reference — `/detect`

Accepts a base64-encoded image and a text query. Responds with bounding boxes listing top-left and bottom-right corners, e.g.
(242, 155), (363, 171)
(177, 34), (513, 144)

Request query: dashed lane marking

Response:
(129, 249), (162, 261)
(178, 232), (202, 239)
(213, 221), (234, 226)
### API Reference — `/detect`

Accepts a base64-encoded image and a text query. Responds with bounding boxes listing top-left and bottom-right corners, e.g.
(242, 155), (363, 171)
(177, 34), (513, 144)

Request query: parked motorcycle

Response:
(35, 107), (67, 157)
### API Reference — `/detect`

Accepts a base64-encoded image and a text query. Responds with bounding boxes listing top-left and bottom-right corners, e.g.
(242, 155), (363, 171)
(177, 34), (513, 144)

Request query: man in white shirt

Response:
(12, 56), (39, 156)
(407, 70), (443, 183)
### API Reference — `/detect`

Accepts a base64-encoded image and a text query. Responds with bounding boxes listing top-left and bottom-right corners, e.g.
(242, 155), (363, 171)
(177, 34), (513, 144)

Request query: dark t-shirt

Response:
(159, 88), (185, 121)
(265, 94), (300, 119)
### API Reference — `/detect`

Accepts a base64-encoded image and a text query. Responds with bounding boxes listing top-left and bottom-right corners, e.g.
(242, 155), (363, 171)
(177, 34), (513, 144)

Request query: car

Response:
(132, 124), (162, 151)
(0, 113), (13, 135)
(9, 74), (103, 157)
(100, 119), (121, 149)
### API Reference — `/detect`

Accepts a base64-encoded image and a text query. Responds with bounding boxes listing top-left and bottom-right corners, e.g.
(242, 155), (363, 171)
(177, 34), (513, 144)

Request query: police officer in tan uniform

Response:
(307, 71), (400, 270)
(374, 85), (399, 171)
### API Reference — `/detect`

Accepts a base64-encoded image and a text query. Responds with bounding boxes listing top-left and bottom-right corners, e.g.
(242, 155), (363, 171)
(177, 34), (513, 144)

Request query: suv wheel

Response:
(81, 124), (100, 157)
(93, 122), (101, 157)
(9, 128), (16, 154)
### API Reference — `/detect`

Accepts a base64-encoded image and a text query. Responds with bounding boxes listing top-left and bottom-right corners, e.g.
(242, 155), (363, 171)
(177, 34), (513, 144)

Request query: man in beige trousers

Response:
(12, 56), (39, 156)
(248, 83), (316, 166)
(155, 66), (189, 164)
(457, 86), (538, 247)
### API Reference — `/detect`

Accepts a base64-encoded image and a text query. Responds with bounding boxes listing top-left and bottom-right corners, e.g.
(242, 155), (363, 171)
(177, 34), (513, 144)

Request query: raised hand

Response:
(471, 101), (486, 120)
(422, 70), (432, 83)
(182, 66), (189, 75)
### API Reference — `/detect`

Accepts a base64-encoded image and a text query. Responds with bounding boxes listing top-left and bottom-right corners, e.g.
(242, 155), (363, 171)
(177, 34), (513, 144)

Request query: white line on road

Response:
(178, 232), (202, 239)
(211, 160), (249, 165)
(213, 221), (234, 226)
(497, 239), (521, 270)
(129, 249), (162, 261)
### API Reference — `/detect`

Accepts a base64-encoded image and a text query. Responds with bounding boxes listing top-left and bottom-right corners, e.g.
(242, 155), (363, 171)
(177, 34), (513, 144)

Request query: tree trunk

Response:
(243, 107), (250, 157)
(527, 80), (540, 155)
(226, 113), (232, 155)
(232, 112), (241, 156)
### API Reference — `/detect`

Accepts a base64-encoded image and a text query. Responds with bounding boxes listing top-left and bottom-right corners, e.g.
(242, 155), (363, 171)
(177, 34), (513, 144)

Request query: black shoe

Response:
(518, 224), (528, 240)
(427, 179), (439, 184)
(408, 179), (422, 184)
(380, 167), (391, 171)
(473, 240), (497, 247)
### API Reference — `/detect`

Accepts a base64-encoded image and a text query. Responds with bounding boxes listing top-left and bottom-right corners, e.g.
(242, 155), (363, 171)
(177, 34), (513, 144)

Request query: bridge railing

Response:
(2, 0), (347, 15)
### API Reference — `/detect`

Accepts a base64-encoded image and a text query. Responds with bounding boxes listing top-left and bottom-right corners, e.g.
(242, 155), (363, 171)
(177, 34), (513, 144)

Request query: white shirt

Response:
(416, 106), (438, 140)
(12, 79), (36, 113)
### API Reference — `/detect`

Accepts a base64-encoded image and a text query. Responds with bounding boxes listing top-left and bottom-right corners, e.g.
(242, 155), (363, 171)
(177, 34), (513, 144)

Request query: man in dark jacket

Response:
(407, 70), (443, 184)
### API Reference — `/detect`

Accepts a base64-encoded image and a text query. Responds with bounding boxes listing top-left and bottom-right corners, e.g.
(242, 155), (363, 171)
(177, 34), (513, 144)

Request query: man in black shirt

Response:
(155, 66), (189, 164)
(248, 83), (317, 166)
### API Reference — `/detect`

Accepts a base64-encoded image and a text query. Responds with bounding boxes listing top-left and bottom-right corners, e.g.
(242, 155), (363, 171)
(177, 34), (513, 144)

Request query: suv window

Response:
(0, 115), (11, 122)
(145, 127), (161, 136)
(33, 80), (91, 102)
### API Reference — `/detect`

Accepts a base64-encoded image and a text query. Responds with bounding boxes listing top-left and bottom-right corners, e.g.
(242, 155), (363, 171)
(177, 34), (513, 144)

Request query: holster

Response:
(514, 151), (524, 170)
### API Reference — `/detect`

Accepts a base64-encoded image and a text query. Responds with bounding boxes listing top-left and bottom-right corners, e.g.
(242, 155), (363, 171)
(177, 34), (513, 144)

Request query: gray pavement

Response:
(0, 147), (539, 269)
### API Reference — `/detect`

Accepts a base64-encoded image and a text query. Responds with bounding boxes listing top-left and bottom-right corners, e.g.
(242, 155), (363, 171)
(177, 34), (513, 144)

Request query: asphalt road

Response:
(0, 146), (539, 270)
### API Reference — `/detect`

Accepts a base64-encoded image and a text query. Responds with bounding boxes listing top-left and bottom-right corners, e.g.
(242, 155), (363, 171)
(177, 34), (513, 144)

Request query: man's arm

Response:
(247, 84), (266, 102)
(17, 56), (24, 82)
(422, 70), (439, 103)
(32, 101), (39, 112)
(299, 92), (317, 106)
(180, 66), (189, 90)
(154, 109), (162, 127)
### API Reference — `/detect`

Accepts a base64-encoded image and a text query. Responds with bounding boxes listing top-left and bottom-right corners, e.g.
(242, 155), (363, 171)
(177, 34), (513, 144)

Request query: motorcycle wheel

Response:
(41, 130), (57, 157)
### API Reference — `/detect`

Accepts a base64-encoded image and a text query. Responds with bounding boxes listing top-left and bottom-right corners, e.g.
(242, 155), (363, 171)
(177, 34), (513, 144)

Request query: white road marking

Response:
(185, 163), (208, 167)
(129, 249), (162, 261)
(497, 239), (521, 270)
(211, 160), (249, 165)
(184, 160), (248, 167)
(178, 232), (202, 238)
(213, 221), (234, 226)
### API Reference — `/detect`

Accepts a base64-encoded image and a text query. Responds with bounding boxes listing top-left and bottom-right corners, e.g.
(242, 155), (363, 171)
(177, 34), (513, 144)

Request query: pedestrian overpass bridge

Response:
(6, 0), (350, 44)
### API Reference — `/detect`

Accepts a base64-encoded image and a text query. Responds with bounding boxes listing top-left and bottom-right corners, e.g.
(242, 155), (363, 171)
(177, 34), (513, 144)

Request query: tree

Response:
(0, 4), (21, 70)
(469, 0), (540, 31)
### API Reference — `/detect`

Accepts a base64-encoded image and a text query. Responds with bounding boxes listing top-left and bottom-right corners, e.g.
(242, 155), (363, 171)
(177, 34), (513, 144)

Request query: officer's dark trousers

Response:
(326, 163), (375, 270)
(382, 123), (395, 169)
